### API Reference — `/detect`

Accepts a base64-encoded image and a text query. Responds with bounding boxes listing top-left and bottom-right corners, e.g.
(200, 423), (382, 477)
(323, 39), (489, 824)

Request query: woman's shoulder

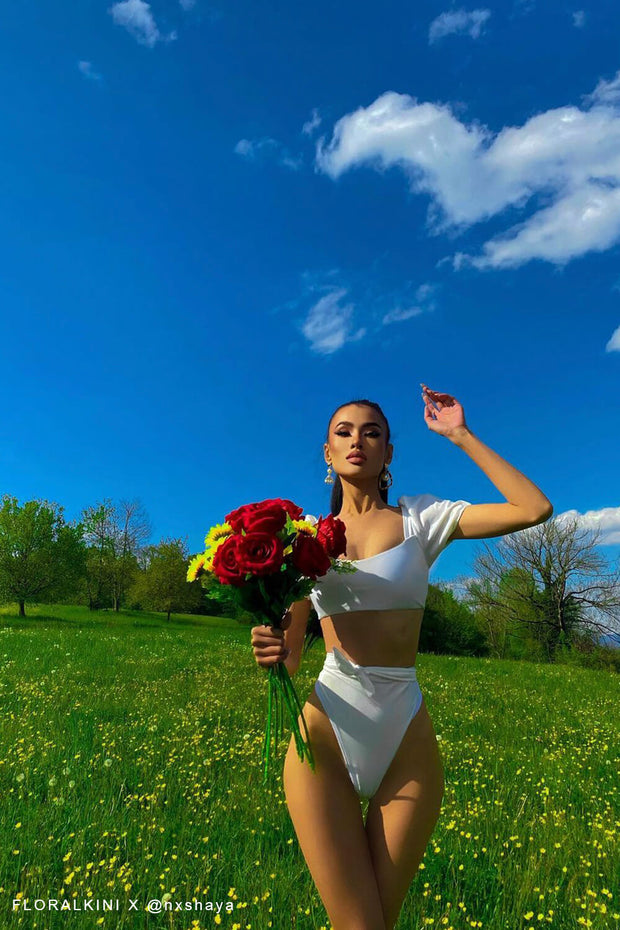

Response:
(398, 492), (441, 509)
(398, 492), (444, 527)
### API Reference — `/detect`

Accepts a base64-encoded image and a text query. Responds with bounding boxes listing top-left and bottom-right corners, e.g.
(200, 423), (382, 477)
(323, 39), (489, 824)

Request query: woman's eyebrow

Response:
(335, 421), (382, 428)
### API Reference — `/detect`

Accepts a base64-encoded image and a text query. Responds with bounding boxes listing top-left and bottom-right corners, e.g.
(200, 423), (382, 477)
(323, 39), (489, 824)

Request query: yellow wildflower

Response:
(292, 518), (318, 537)
(204, 522), (233, 549)
(187, 553), (207, 582)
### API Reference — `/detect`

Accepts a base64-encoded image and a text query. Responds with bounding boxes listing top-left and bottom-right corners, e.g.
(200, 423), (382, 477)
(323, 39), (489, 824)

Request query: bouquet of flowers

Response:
(186, 497), (356, 783)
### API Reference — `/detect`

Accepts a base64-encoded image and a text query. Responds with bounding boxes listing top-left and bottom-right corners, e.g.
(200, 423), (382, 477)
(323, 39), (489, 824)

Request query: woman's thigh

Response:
(364, 700), (445, 930)
(282, 688), (387, 930)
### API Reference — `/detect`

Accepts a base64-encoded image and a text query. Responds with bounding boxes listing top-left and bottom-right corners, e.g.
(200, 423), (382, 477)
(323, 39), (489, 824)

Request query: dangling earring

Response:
(325, 463), (334, 485)
(379, 466), (393, 489)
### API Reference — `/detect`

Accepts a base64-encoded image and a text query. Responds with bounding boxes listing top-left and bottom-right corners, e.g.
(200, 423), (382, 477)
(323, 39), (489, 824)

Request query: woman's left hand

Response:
(421, 384), (468, 438)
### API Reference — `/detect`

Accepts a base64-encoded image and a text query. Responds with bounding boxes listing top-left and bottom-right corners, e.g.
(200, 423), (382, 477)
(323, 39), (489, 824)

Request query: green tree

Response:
(421, 581), (488, 657)
(109, 499), (151, 612)
(80, 500), (116, 610)
(128, 537), (202, 621)
(0, 495), (86, 617)
(80, 498), (151, 611)
(464, 514), (620, 662)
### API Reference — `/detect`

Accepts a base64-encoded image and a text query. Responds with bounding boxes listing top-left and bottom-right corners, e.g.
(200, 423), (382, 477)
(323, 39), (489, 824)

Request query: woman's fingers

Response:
(423, 385), (453, 402)
(254, 644), (290, 667)
(251, 624), (289, 666)
(251, 629), (284, 647)
(253, 644), (286, 660)
(252, 633), (284, 648)
(251, 624), (284, 637)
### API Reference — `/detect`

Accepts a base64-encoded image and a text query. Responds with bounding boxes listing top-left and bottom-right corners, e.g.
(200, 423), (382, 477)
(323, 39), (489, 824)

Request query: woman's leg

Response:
(363, 699), (445, 930)
(283, 687), (387, 930)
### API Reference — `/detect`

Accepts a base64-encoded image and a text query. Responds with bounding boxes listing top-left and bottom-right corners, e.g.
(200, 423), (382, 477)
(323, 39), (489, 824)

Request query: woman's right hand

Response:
(251, 614), (292, 669)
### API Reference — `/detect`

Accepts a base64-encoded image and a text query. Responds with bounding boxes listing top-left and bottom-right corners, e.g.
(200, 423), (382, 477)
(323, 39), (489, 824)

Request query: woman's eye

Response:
(335, 430), (380, 437)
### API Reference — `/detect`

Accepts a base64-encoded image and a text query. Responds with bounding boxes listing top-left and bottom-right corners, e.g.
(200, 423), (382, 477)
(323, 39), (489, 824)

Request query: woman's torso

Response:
(318, 504), (424, 667)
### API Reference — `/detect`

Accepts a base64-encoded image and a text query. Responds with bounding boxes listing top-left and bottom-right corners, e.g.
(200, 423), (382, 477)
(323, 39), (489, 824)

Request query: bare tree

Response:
(80, 498), (152, 611)
(80, 499), (117, 610)
(463, 514), (620, 661)
(116, 498), (152, 555)
(110, 499), (152, 611)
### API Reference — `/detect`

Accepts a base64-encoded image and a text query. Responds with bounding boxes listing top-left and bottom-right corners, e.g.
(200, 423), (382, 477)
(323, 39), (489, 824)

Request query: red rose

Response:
(211, 536), (246, 586)
(267, 498), (304, 520)
(315, 513), (347, 558)
(226, 498), (303, 535)
(236, 531), (284, 577)
(292, 533), (332, 580)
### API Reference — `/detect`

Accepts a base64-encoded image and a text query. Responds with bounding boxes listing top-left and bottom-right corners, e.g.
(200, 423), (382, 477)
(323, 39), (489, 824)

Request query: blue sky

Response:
(0, 1), (619, 600)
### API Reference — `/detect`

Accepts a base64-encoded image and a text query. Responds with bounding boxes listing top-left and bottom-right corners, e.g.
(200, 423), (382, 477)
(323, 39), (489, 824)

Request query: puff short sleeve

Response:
(401, 493), (471, 568)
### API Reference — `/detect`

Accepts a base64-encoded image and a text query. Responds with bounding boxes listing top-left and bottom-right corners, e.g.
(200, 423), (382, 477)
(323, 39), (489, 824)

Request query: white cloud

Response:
(234, 137), (279, 158)
(314, 80), (620, 270)
(302, 108), (322, 136)
(572, 10), (586, 28)
(279, 153), (304, 171)
(381, 282), (437, 325)
(583, 70), (620, 107)
(429, 8), (491, 44)
(234, 136), (303, 170)
(381, 305), (425, 325)
(109, 0), (175, 47)
(606, 324), (620, 352)
(300, 287), (366, 355)
(415, 282), (436, 301)
(555, 506), (620, 545)
(452, 182), (620, 270)
(291, 272), (437, 351)
(77, 60), (102, 81)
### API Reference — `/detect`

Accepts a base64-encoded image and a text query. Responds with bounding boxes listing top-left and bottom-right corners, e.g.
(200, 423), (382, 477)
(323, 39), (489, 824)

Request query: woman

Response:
(251, 385), (553, 930)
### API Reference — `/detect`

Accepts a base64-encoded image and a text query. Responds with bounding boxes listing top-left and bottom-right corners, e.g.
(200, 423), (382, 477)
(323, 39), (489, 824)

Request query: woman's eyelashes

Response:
(335, 430), (380, 438)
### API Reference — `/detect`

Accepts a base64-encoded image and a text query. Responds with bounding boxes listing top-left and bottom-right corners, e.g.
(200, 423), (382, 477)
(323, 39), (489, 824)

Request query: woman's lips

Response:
(347, 455), (366, 462)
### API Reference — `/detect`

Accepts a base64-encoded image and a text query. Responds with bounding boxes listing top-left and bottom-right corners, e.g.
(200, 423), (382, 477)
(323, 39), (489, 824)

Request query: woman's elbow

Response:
(283, 654), (300, 676)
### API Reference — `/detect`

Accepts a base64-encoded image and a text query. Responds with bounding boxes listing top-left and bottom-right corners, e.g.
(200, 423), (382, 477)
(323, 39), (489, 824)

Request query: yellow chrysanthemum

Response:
(204, 522), (233, 550)
(203, 535), (230, 570)
(293, 518), (318, 537)
(187, 553), (207, 582)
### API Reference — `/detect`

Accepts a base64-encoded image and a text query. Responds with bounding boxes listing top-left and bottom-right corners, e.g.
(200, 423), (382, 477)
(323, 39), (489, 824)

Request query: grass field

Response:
(0, 604), (617, 930)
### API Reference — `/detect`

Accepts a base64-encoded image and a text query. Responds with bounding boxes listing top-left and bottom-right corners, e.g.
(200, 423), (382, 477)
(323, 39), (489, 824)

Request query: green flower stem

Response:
(276, 665), (315, 769)
(262, 663), (316, 784)
(263, 671), (273, 780)
(281, 668), (315, 768)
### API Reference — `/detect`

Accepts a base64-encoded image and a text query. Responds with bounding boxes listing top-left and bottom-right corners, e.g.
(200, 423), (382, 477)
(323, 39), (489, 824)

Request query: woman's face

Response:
(326, 405), (391, 481)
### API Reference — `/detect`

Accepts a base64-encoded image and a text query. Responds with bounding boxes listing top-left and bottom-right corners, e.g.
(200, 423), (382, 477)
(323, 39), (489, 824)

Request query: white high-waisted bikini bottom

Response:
(314, 646), (424, 801)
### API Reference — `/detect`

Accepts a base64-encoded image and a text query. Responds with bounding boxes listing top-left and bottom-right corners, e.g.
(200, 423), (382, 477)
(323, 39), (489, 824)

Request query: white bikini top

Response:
(307, 493), (470, 620)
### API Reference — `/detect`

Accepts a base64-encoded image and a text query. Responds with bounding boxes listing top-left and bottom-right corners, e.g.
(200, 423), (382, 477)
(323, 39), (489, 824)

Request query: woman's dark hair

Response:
(302, 398), (392, 657)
